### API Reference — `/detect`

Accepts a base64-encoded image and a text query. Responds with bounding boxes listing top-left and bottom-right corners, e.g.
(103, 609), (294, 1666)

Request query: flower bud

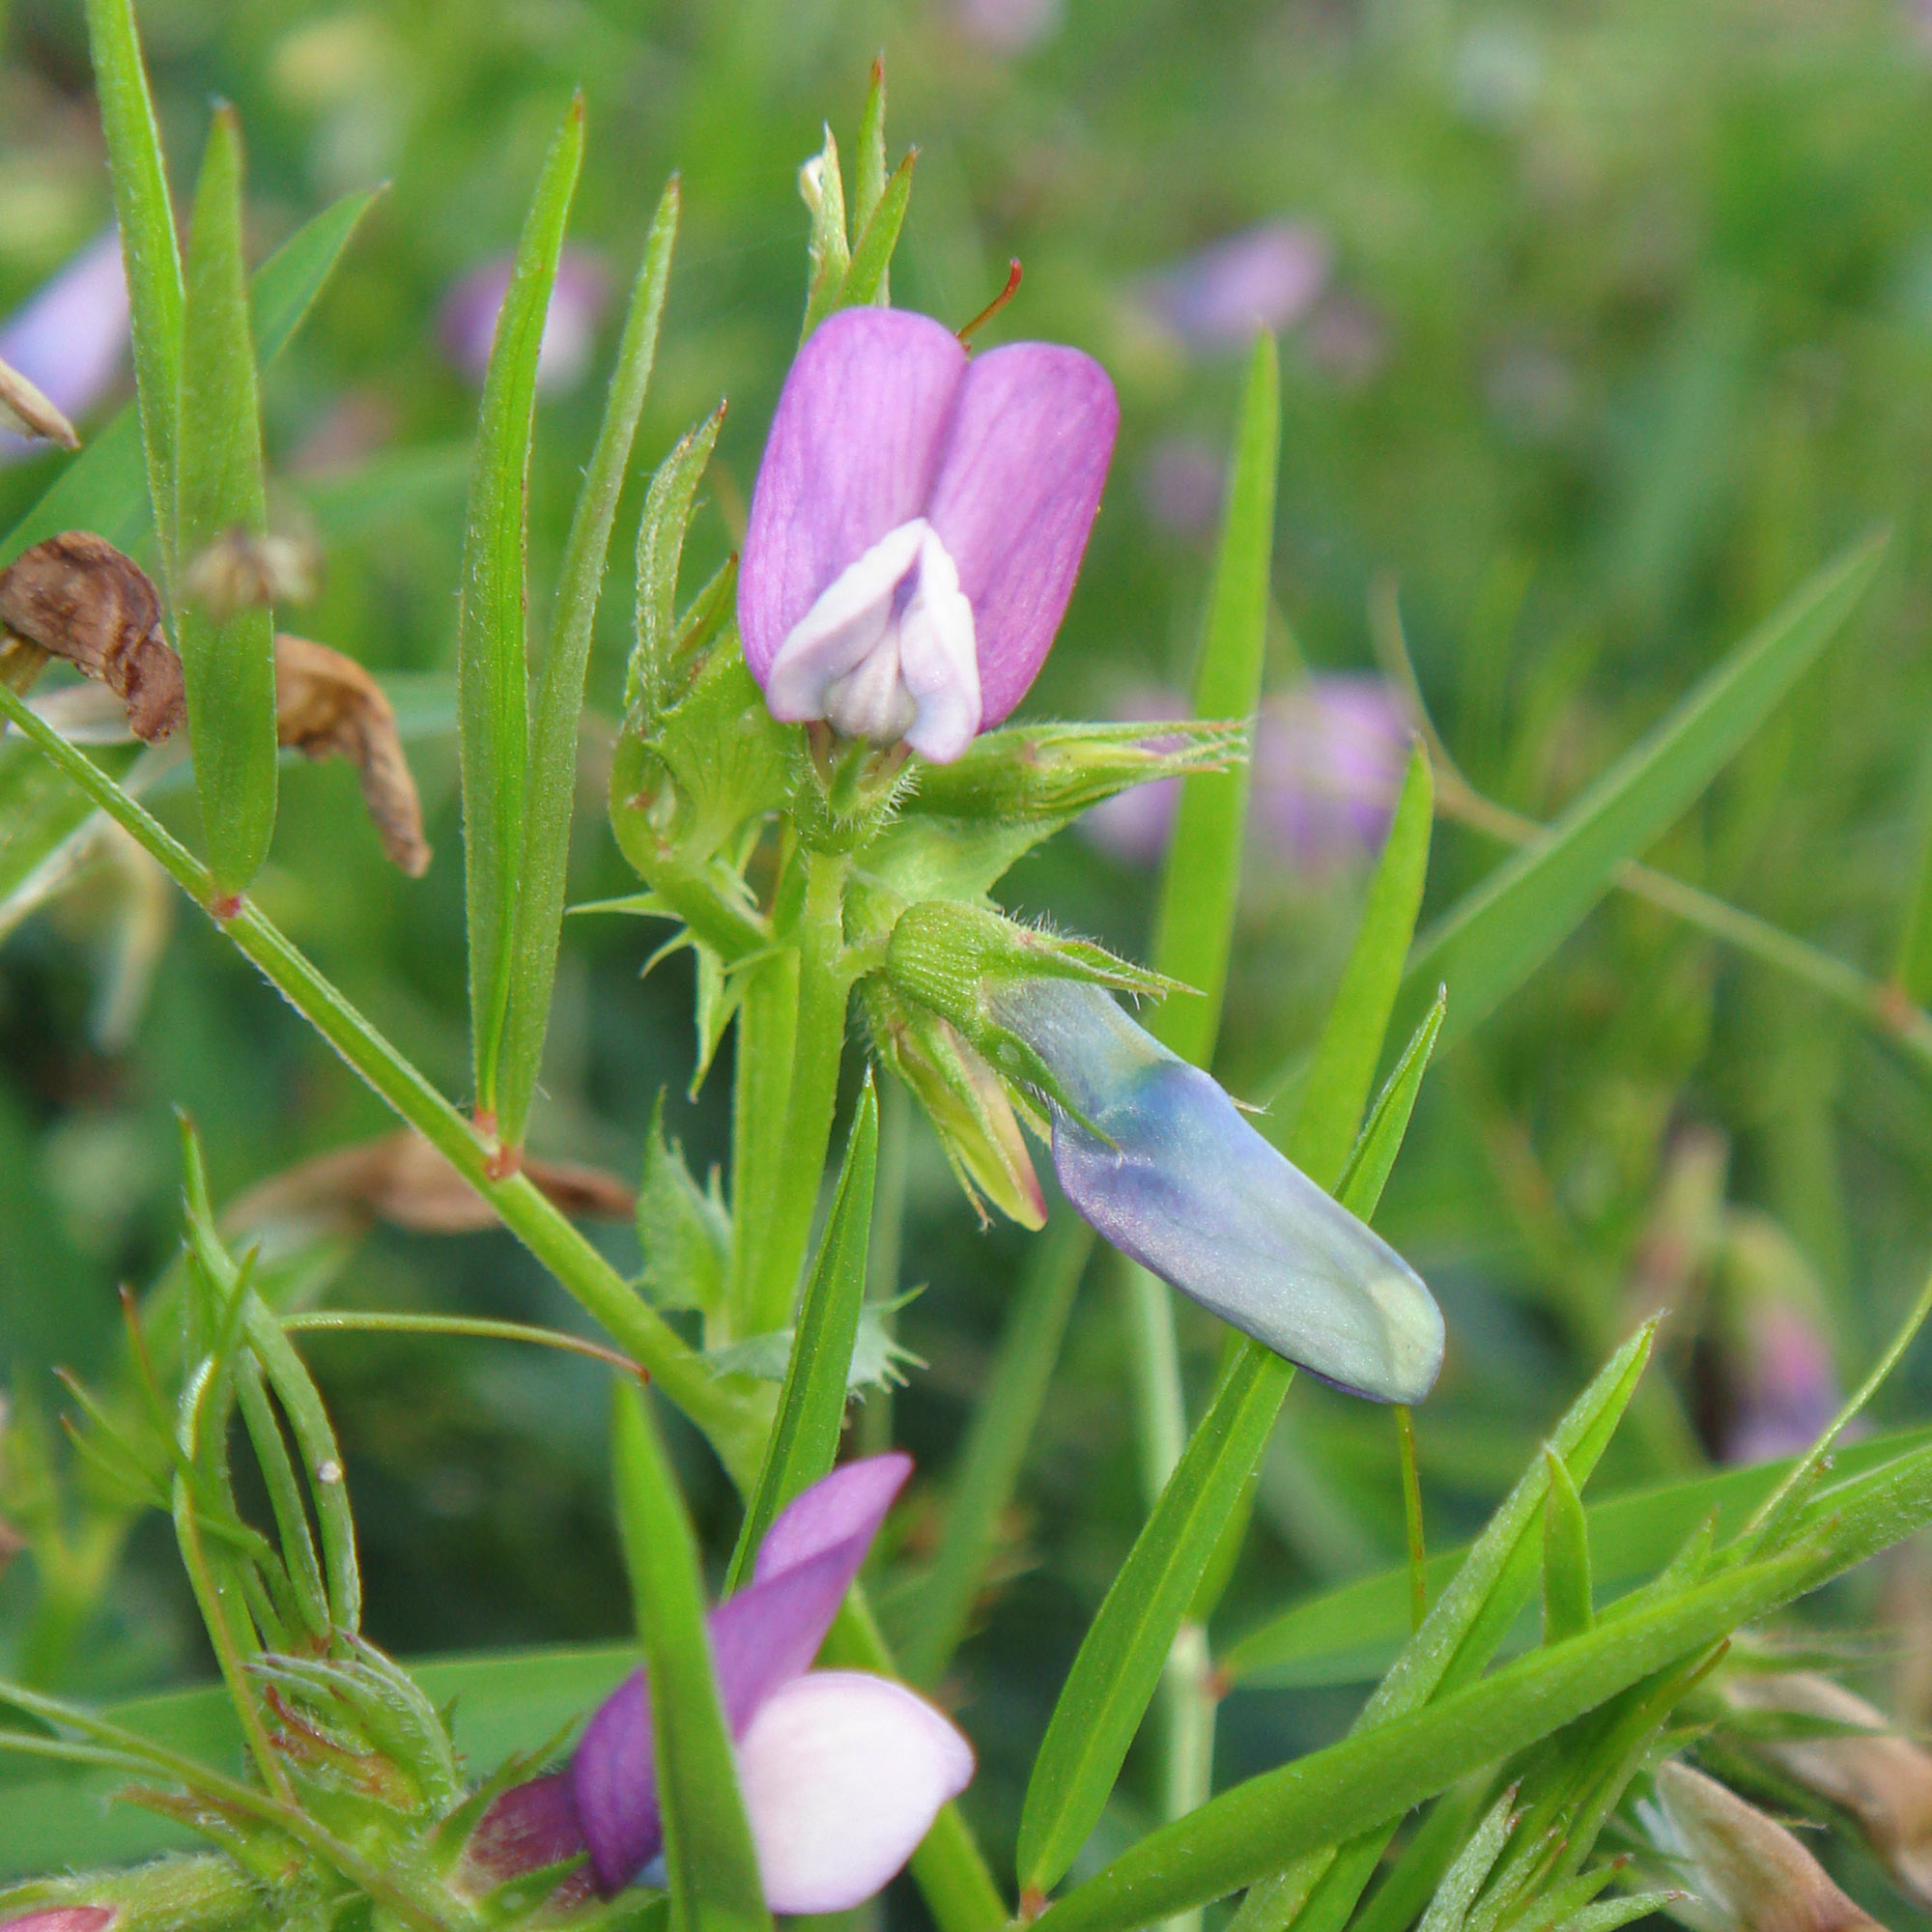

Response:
(979, 975), (1443, 1402)
(1651, 1760), (1883, 1932)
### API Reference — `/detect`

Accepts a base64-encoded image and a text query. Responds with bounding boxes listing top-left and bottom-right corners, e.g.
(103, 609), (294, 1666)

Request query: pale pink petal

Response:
(736, 1672), (975, 1914)
(740, 310), (965, 685)
(0, 233), (128, 463)
(923, 342), (1118, 727)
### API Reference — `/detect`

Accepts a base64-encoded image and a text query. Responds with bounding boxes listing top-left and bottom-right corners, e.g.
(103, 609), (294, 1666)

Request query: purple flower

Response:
(469, 1454), (973, 1911)
(438, 247), (611, 396)
(0, 233), (128, 465)
(1139, 436), (1226, 539)
(0, 1913), (116, 1932)
(948, 0), (1064, 51)
(1082, 676), (1407, 874)
(991, 979), (1444, 1403)
(739, 306), (1118, 763)
(1719, 1297), (1841, 1467)
(1143, 223), (1330, 354)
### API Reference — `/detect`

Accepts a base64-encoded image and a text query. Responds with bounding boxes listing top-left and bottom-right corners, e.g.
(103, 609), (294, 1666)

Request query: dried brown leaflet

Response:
(0, 533), (185, 739)
(226, 1128), (635, 1237)
(273, 634), (431, 876)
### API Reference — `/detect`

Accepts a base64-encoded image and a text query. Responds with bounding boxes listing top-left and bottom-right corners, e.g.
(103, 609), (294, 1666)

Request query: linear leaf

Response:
(1286, 746), (1434, 1186)
(611, 1382), (772, 1932)
(462, 94), (585, 1130)
(174, 108), (278, 902)
(80, 0), (183, 576)
(854, 57), (891, 297)
(1016, 1345), (1296, 1893)
(495, 177), (680, 1151)
(1406, 531), (1887, 1049)
(2, 189), (377, 568)
(834, 150), (913, 316)
(1149, 332), (1279, 1067)
(725, 1077), (878, 1590)
(628, 405), (725, 719)
(1541, 1451), (1593, 1644)
(1333, 989), (1446, 1219)
(1222, 1417), (1932, 1691)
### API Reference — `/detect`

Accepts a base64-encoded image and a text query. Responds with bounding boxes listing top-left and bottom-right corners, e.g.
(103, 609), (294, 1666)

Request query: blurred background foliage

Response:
(4, 0), (1932, 1909)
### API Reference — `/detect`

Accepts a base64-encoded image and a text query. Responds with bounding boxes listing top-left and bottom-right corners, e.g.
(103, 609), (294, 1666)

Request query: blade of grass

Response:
(80, 0), (184, 579)
(494, 177), (680, 1152)
(461, 94), (584, 1139)
(725, 1077), (878, 1590)
(1405, 530), (1888, 1050)
(175, 107), (277, 904)
(1541, 1451), (1592, 1644)
(611, 1382), (772, 1932)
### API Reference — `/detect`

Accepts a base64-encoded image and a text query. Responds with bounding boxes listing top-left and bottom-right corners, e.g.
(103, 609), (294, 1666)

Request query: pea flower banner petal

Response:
(740, 306), (1117, 761)
(994, 980), (1445, 1404)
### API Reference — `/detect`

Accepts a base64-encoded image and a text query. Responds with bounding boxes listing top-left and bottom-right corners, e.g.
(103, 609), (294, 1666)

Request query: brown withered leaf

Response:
(274, 634), (431, 876)
(0, 355), (79, 450)
(226, 1129), (636, 1237)
(182, 528), (322, 620)
(0, 533), (185, 741)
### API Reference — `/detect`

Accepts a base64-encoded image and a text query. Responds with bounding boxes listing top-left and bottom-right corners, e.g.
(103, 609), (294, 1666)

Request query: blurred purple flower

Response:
(1144, 223), (1330, 354)
(949, 0), (1063, 52)
(1720, 1298), (1841, 1466)
(1082, 675), (1408, 873)
(1139, 435), (1225, 538)
(438, 247), (611, 396)
(468, 1455), (973, 1911)
(0, 233), (128, 465)
(1305, 292), (1388, 388)
(739, 306), (1117, 762)
(990, 979), (1444, 1402)
(0, 1912), (116, 1932)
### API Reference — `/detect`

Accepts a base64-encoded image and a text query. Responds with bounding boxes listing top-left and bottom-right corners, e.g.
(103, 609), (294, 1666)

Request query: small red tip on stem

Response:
(957, 259), (1024, 346)
(485, 1142), (524, 1183)
(211, 892), (243, 922)
(1019, 1889), (1049, 1924)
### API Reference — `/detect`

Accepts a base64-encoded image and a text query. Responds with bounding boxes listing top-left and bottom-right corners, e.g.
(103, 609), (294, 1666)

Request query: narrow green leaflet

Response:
(611, 1383), (772, 1932)
(80, 0), (183, 576)
(494, 178), (681, 1151)
(629, 405), (726, 719)
(1286, 747), (1434, 1187)
(1148, 332), (1280, 1068)
(2, 189), (378, 567)
(1224, 1417), (1932, 1690)
(1405, 530), (1887, 1049)
(1016, 1343), (1296, 1895)
(462, 95), (584, 1129)
(1416, 1789), (1517, 1932)
(726, 1079), (878, 1590)
(836, 152), (914, 313)
(174, 108), (277, 902)
(1541, 1451), (1593, 1644)
(854, 57), (891, 294)
(799, 127), (850, 337)
(901, 1217), (1095, 1687)
(1033, 1490), (1932, 1932)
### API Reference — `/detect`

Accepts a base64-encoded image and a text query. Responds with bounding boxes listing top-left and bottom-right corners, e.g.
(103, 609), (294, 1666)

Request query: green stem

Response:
(1396, 1406), (1426, 1633)
(0, 684), (769, 1488)
(747, 845), (854, 1335)
(858, 1074), (912, 1456)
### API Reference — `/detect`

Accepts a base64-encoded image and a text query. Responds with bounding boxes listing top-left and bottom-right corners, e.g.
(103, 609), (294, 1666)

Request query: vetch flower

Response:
(439, 248), (611, 396)
(0, 233), (128, 464)
(0, 1913), (116, 1932)
(991, 977), (1443, 1402)
(739, 306), (1117, 763)
(1142, 222), (1330, 354)
(468, 1454), (973, 1910)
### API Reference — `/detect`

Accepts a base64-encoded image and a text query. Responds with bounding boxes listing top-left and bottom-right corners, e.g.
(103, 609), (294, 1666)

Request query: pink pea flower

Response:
(1082, 675), (1407, 873)
(438, 247), (611, 396)
(467, 1455), (974, 1911)
(738, 306), (1118, 763)
(949, 0), (1064, 51)
(0, 1913), (116, 1932)
(0, 233), (128, 464)
(1719, 1297), (1841, 1467)
(1143, 223), (1330, 354)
